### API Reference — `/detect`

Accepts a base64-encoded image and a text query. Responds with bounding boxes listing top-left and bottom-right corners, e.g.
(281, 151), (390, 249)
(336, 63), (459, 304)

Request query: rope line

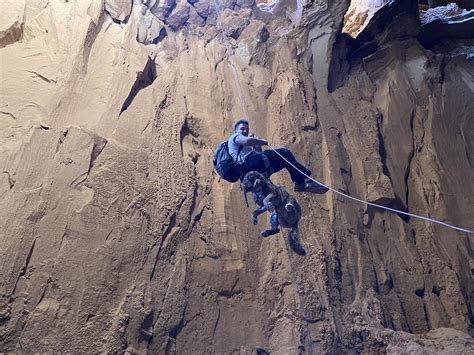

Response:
(212, 1), (317, 353)
(268, 145), (474, 234)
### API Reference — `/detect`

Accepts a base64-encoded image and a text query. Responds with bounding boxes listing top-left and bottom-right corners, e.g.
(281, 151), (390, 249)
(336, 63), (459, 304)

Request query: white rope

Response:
(268, 145), (474, 234)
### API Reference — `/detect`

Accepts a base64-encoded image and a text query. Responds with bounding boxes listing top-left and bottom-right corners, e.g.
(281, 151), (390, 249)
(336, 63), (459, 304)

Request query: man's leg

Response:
(242, 152), (267, 176)
(262, 148), (328, 194)
(262, 148), (309, 183)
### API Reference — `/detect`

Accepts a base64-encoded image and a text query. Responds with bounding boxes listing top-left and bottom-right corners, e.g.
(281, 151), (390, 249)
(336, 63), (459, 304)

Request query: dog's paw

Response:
(261, 229), (279, 238)
(251, 213), (258, 225)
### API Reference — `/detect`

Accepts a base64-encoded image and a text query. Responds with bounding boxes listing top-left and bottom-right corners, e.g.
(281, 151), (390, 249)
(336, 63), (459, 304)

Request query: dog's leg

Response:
(263, 193), (276, 212)
(270, 212), (280, 230)
(252, 206), (267, 225)
(261, 228), (280, 238)
(262, 213), (280, 237)
(260, 212), (280, 237)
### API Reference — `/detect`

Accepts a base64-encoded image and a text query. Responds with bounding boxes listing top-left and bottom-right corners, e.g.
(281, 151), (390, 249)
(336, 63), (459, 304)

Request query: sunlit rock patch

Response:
(342, 0), (393, 38)
(256, 0), (278, 12)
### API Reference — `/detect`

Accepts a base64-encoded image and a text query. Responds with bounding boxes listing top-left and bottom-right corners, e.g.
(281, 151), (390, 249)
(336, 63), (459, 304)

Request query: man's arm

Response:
(249, 133), (263, 152)
(234, 134), (268, 147)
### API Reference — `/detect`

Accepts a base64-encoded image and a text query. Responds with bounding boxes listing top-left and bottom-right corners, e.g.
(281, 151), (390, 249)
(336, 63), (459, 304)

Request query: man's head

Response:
(234, 119), (249, 136)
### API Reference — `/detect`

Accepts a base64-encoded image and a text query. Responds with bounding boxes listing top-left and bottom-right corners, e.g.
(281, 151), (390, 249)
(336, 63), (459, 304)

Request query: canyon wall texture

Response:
(0, 0), (473, 353)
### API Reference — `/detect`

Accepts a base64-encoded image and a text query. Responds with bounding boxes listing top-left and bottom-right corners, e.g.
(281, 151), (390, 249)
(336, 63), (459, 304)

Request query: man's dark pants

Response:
(242, 148), (310, 184)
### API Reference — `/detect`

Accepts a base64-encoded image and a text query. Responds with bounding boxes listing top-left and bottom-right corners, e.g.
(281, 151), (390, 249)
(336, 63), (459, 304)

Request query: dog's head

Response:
(241, 171), (267, 193)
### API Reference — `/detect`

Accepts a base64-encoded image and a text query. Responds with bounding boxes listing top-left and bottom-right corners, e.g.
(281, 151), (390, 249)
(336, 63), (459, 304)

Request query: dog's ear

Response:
(242, 180), (251, 192)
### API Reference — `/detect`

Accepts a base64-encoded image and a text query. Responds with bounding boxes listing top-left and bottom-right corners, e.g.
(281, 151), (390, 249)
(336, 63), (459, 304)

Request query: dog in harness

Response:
(241, 171), (307, 256)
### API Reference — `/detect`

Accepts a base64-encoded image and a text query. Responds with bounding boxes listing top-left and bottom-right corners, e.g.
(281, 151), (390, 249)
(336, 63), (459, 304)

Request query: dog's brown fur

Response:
(241, 171), (306, 255)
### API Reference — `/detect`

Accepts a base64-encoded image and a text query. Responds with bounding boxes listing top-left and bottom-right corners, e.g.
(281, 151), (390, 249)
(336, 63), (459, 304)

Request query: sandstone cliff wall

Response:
(0, 0), (472, 353)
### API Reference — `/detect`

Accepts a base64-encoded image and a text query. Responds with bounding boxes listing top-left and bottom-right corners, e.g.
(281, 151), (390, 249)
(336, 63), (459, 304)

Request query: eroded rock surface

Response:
(105, 0), (133, 22)
(0, 0), (473, 353)
(343, 0), (393, 38)
(419, 3), (474, 45)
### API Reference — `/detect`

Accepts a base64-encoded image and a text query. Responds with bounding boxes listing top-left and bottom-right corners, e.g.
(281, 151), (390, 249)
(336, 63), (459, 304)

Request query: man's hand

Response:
(235, 134), (268, 147)
(251, 134), (268, 146)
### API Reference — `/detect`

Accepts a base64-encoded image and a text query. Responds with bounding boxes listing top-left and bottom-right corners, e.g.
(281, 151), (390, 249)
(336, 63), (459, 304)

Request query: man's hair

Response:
(234, 119), (249, 130)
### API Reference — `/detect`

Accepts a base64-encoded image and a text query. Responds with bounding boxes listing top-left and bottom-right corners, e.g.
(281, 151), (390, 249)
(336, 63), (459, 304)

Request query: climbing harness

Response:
(261, 153), (272, 177)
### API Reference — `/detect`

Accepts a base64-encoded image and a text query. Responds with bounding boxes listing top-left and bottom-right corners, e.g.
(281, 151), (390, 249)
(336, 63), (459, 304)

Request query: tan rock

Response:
(0, 0), (473, 353)
(188, 5), (206, 27)
(166, 0), (191, 30)
(218, 7), (252, 39)
(149, 0), (176, 21)
(137, 5), (167, 44)
(0, 0), (25, 48)
(193, 0), (212, 19)
(343, 0), (392, 38)
(104, 0), (132, 22)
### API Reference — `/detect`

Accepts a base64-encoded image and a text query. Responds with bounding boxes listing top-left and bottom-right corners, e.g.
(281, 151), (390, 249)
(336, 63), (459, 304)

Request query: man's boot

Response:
(294, 180), (328, 194)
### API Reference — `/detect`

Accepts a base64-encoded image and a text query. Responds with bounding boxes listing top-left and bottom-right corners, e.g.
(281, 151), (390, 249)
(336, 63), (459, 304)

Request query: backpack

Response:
(213, 141), (243, 183)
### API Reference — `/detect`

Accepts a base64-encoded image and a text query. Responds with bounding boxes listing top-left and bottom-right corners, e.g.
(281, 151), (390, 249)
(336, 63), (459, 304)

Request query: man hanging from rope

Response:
(228, 119), (329, 194)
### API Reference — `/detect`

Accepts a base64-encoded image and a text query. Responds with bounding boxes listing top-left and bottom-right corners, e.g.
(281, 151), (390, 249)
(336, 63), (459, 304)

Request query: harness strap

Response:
(261, 153), (273, 178)
(266, 185), (288, 209)
(237, 144), (248, 208)
(236, 144), (243, 163)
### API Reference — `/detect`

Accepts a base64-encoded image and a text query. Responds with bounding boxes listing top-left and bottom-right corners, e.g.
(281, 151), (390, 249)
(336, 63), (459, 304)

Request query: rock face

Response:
(419, 3), (474, 45)
(343, 0), (393, 37)
(105, 0), (133, 22)
(0, 0), (473, 353)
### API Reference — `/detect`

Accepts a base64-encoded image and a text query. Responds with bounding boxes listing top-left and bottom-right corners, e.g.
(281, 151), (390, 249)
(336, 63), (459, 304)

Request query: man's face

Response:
(236, 123), (249, 136)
